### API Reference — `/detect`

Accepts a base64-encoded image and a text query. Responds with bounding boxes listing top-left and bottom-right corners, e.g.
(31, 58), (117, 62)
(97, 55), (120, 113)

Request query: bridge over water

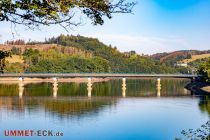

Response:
(0, 73), (200, 79)
(0, 73), (199, 98)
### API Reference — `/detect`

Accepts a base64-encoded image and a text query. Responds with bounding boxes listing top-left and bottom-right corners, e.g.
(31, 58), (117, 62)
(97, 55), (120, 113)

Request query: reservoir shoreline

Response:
(185, 81), (210, 95)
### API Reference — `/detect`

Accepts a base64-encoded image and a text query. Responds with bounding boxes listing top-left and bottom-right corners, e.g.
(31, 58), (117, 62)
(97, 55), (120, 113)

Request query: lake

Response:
(0, 78), (209, 140)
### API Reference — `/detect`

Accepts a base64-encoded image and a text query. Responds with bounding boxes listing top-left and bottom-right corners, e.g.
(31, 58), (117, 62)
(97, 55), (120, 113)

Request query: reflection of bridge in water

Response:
(0, 73), (198, 98)
(17, 79), (163, 98)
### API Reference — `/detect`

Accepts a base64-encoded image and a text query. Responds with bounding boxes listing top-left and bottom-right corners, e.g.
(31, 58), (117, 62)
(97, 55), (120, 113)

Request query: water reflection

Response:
(0, 78), (195, 119)
(199, 96), (210, 116)
(0, 79), (192, 97)
(156, 78), (161, 97)
(87, 78), (92, 97)
(0, 79), (209, 140)
(0, 97), (117, 120)
(19, 81), (24, 98)
(122, 78), (126, 97)
(53, 78), (58, 98)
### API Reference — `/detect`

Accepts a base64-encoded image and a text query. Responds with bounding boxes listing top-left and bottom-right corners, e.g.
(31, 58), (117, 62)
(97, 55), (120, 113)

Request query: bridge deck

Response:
(0, 73), (199, 79)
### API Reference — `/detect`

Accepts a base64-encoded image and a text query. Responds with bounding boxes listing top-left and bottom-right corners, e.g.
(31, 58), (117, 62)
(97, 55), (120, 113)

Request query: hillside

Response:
(151, 50), (210, 67)
(180, 53), (210, 63)
(43, 35), (179, 73)
(5, 55), (24, 63)
(0, 44), (92, 57)
(0, 35), (189, 73)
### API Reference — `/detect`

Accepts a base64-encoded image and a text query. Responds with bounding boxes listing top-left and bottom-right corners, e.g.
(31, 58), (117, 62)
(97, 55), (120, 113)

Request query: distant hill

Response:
(150, 50), (210, 66)
(43, 35), (182, 73)
(0, 44), (92, 57)
(0, 35), (192, 73)
(180, 53), (210, 63)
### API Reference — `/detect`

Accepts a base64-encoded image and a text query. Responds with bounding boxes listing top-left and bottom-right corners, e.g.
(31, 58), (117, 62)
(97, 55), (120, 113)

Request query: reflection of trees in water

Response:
(0, 98), (25, 112)
(126, 79), (190, 96)
(58, 83), (87, 96)
(159, 79), (191, 96)
(0, 79), (191, 97)
(24, 83), (52, 96)
(198, 96), (210, 116)
(44, 98), (117, 119)
(92, 79), (191, 97)
(0, 97), (117, 120)
(0, 84), (19, 96)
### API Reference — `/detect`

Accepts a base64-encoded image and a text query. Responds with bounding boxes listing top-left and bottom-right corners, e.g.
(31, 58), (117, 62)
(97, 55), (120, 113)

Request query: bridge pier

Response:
(87, 78), (92, 97)
(52, 78), (58, 98)
(156, 78), (161, 97)
(122, 78), (126, 97)
(18, 78), (24, 98)
(18, 77), (24, 82)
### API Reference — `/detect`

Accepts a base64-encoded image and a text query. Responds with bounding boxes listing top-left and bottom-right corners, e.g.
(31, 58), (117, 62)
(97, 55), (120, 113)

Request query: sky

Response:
(0, 0), (210, 55)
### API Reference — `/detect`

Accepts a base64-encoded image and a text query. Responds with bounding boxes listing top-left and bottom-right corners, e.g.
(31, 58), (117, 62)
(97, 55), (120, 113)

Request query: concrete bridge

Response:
(0, 73), (200, 79)
(0, 73), (198, 98)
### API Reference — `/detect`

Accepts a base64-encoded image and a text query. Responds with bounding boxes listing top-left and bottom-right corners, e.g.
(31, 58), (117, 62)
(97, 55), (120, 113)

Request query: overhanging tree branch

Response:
(0, 0), (137, 30)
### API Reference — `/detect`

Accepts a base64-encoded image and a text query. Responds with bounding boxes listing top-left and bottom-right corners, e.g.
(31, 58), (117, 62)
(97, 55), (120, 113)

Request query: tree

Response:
(180, 120), (210, 140)
(197, 58), (210, 82)
(0, 51), (11, 73)
(0, 0), (136, 72)
(0, 0), (136, 29)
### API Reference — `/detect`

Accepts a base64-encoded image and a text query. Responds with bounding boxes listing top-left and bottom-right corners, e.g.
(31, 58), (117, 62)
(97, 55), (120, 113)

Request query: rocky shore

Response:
(185, 82), (210, 95)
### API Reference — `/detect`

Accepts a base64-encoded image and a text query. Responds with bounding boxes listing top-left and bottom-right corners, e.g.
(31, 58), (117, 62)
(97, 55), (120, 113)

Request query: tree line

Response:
(4, 35), (189, 74)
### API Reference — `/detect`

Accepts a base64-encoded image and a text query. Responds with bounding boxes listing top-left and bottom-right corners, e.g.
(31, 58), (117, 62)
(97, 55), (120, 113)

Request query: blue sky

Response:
(0, 0), (210, 54)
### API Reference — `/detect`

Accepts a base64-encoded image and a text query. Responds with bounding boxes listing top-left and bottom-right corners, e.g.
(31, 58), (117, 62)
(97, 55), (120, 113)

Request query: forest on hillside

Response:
(4, 35), (191, 74)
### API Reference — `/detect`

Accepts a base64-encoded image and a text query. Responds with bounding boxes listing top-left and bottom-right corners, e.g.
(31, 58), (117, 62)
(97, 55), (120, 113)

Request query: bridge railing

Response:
(0, 73), (201, 78)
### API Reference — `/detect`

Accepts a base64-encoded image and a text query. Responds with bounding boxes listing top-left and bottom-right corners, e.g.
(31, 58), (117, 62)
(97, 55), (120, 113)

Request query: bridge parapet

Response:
(0, 73), (201, 79)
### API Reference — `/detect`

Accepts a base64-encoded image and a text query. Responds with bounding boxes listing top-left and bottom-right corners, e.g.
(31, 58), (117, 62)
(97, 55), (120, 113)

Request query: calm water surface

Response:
(0, 79), (209, 140)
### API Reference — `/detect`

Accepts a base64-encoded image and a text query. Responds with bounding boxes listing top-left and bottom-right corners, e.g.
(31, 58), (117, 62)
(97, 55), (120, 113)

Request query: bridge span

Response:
(0, 73), (200, 79)
(0, 73), (199, 98)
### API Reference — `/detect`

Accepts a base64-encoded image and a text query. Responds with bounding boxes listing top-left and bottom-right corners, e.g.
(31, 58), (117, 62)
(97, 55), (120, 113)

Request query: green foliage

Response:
(11, 47), (21, 55)
(22, 48), (110, 73)
(5, 35), (191, 74)
(175, 67), (191, 74)
(44, 35), (178, 73)
(188, 57), (210, 69)
(4, 62), (24, 73)
(181, 120), (210, 140)
(0, 0), (136, 29)
(197, 58), (210, 82)
(0, 51), (11, 73)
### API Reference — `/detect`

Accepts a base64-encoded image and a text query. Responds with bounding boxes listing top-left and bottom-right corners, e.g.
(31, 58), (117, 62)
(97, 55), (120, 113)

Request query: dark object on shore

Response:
(185, 82), (210, 95)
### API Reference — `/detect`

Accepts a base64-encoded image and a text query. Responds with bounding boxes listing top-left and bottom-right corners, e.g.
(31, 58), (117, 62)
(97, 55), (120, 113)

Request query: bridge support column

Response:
(156, 78), (161, 97)
(87, 78), (92, 97)
(52, 78), (58, 98)
(122, 78), (126, 97)
(18, 77), (24, 98)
